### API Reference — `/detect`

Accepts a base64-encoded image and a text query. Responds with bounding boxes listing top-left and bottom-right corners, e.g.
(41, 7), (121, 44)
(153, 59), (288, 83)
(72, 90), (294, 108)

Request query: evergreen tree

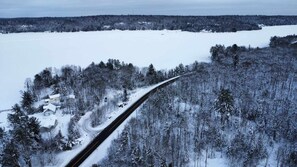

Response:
(231, 44), (239, 68)
(8, 104), (41, 167)
(1, 141), (20, 167)
(175, 63), (185, 75)
(68, 116), (80, 144)
(98, 61), (106, 68)
(8, 104), (26, 128)
(122, 88), (129, 102)
(40, 68), (53, 87)
(53, 130), (65, 151)
(27, 117), (41, 142)
(214, 88), (234, 124)
(106, 61), (114, 70)
(146, 64), (158, 84)
(33, 74), (43, 91)
(0, 127), (4, 140)
(21, 91), (34, 113)
(210, 45), (225, 63)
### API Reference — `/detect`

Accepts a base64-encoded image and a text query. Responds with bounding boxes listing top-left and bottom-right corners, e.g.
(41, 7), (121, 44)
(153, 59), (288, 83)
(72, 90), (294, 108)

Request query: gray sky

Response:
(0, 0), (296, 18)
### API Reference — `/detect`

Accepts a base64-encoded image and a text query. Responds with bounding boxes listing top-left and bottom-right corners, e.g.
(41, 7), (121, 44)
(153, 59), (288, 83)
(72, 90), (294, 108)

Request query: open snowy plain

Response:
(0, 25), (297, 109)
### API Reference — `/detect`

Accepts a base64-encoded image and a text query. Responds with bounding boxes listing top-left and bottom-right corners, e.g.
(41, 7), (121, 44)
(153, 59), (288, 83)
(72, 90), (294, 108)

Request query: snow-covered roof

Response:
(68, 94), (75, 99)
(49, 94), (60, 99)
(30, 113), (57, 128)
(43, 103), (57, 112)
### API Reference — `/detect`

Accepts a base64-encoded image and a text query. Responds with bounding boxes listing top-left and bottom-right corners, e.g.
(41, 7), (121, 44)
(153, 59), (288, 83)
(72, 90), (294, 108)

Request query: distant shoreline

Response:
(1, 15), (297, 34)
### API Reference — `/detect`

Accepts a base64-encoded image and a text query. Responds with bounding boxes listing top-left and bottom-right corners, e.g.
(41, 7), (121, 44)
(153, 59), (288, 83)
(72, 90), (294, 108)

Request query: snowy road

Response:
(81, 112), (99, 138)
(65, 76), (180, 167)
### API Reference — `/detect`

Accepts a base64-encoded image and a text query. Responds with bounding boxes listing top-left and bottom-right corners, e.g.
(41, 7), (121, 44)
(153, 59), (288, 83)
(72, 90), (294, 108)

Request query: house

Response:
(49, 94), (61, 103)
(40, 120), (58, 133)
(44, 93), (61, 104)
(43, 103), (57, 116)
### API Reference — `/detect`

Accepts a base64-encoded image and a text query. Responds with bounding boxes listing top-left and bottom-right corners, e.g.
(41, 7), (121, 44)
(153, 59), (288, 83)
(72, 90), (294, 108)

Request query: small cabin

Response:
(49, 94), (61, 103)
(43, 103), (57, 116)
(44, 94), (61, 104)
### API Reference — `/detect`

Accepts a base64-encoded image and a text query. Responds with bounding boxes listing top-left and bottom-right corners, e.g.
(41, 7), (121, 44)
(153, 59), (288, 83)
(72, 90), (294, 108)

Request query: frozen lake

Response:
(1, 25), (297, 109)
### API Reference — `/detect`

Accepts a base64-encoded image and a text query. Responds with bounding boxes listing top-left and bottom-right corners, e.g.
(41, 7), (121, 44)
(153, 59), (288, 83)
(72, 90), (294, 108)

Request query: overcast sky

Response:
(0, 0), (296, 18)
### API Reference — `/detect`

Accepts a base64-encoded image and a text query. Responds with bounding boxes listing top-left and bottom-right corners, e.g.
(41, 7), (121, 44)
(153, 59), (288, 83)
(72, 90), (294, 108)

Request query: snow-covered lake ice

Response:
(1, 25), (297, 109)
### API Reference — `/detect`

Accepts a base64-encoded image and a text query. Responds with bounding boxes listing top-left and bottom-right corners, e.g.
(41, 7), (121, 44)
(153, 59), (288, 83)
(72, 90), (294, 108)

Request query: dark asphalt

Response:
(65, 76), (180, 167)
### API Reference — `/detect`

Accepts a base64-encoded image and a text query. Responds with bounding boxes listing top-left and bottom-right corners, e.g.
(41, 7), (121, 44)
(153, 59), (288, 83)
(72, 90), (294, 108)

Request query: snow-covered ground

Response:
(30, 111), (71, 139)
(80, 77), (179, 166)
(58, 76), (179, 167)
(1, 25), (297, 109)
(0, 77), (178, 167)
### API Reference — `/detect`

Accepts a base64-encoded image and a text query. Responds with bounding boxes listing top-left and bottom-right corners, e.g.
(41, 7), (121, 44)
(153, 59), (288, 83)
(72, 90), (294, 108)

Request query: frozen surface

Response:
(1, 25), (297, 109)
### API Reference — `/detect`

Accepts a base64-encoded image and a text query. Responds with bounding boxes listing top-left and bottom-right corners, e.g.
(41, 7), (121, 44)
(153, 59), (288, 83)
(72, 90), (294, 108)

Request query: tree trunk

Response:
(205, 148), (208, 167)
(25, 156), (32, 167)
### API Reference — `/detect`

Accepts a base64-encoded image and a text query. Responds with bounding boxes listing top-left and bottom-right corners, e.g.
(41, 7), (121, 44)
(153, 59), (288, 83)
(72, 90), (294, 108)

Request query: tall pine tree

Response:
(1, 141), (20, 167)
(8, 104), (41, 167)
(214, 88), (234, 124)
(146, 64), (158, 84)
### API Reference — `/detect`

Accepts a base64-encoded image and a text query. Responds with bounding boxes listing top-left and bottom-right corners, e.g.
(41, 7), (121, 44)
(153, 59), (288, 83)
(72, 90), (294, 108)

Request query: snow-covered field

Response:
(1, 25), (297, 109)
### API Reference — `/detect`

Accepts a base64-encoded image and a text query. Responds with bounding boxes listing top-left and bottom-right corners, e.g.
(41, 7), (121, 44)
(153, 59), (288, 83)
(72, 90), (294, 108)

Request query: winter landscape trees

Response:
(0, 59), (170, 166)
(98, 35), (297, 167)
(1, 104), (41, 167)
(0, 25), (296, 166)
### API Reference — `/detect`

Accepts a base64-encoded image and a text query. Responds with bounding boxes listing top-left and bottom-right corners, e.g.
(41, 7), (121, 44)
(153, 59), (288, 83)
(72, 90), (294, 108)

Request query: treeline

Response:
(24, 59), (171, 115)
(1, 15), (297, 33)
(98, 35), (297, 167)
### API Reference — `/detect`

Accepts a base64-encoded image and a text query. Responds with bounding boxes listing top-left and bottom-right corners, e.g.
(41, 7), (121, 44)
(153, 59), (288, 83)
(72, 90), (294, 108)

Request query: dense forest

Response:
(98, 35), (297, 167)
(1, 15), (297, 33)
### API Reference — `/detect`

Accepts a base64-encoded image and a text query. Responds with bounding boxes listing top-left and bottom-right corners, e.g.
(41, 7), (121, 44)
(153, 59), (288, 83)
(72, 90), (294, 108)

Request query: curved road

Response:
(66, 76), (180, 167)
(81, 115), (98, 139)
